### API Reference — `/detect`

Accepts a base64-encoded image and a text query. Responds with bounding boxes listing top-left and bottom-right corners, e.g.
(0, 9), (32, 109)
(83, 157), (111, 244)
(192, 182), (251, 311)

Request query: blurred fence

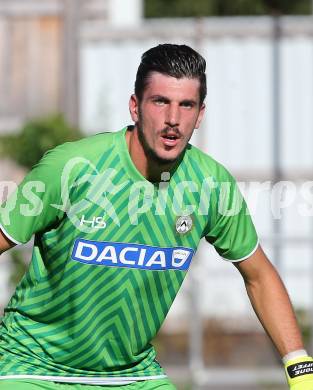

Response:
(0, 0), (63, 132)
(1, 2), (313, 388)
(0, 0), (112, 132)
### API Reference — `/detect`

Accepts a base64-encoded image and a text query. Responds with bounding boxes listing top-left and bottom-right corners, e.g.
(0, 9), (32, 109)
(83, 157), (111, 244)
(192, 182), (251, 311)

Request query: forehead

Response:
(143, 72), (201, 102)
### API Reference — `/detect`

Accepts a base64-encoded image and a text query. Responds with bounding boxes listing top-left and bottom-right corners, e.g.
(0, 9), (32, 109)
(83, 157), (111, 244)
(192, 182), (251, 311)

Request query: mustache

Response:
(160, 127), (181, 137)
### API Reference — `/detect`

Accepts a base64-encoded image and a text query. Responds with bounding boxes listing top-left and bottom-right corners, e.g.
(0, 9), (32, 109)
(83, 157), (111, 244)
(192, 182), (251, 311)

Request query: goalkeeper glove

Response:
(285, 356), (313, 389)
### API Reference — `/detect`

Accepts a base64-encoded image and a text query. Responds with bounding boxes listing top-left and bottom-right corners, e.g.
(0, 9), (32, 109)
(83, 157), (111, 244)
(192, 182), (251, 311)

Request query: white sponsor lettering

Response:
(120, 247), (137, 265)
(145, 251), (166, 268)
(97, 246), (118, 263)
(72, 242), (191, 269)
(75, 242), (98, 261)
(138, 248), (146, 266)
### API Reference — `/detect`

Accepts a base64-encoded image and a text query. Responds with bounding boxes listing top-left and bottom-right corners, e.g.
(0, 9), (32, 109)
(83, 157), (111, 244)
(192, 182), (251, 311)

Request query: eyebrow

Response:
(150, 95), (169, 101)
(149, 95), (198, 105)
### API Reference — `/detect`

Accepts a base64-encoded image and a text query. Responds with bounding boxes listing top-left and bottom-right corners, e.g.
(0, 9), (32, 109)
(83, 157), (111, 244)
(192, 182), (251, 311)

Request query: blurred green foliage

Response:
(0, 114), (82, 169)
(0, 114), (82, 289)
(145, 0), (312, 17)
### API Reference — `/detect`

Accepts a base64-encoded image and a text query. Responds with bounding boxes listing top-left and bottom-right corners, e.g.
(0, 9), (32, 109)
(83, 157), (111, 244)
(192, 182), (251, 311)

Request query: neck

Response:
(126, 126), (175, 182)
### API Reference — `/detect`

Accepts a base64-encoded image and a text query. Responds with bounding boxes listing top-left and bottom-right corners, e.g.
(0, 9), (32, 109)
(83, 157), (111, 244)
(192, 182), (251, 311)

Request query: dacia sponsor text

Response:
(71, 239), (194, 271)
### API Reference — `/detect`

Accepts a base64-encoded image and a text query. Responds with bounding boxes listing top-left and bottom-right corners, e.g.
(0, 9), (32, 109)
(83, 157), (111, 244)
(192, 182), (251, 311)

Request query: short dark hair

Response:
(135, 43), (207, 105)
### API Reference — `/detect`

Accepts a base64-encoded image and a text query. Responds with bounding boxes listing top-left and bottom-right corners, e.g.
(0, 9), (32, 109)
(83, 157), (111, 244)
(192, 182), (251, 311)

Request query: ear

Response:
(129, 94), (139, 123)
(195, 103), (206, 129)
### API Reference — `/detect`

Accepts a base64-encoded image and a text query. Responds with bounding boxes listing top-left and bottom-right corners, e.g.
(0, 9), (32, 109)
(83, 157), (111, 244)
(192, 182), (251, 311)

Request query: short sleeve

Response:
(0, 146), (69, 244)
(204, 168), (258, 262)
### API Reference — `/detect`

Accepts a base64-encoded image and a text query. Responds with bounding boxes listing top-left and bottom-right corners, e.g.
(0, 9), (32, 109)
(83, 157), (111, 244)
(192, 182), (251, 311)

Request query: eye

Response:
(180, 101), (194, 109)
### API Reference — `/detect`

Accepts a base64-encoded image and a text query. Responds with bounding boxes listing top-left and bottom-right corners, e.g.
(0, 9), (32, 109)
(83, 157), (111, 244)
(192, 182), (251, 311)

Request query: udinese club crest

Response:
(175, 216), (193, 234)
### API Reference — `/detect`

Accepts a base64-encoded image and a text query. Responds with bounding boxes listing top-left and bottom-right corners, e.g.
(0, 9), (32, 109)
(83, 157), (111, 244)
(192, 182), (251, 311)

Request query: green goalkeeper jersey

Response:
(0, 127), (258, 384)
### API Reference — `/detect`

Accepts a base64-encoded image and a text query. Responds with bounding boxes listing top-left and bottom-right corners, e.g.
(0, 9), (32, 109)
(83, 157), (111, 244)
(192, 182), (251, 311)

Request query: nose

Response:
(165, 104), (180, 127)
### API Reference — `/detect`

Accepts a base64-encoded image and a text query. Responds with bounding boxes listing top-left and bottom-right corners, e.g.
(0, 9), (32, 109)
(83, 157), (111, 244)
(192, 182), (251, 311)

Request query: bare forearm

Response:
(236, 247), (304, 358)
(245, 269), (303, 357)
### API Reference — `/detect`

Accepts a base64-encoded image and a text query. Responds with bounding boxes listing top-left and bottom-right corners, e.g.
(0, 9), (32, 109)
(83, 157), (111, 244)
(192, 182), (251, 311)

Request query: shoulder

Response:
(36, 130), (120, 167)
(184, 143), (236, 185)
(50, 131), (117, 157)
(26, 130), (122, 185)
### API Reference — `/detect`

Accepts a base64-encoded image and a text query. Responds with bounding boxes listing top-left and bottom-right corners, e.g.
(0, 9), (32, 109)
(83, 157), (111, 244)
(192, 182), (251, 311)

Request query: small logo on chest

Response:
(176, 216), (193, 234)
(80, 215), (107, 229)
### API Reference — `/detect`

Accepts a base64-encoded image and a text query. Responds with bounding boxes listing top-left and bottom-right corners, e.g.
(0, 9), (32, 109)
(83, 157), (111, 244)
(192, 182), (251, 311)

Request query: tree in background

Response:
(145, 0), (311, 17)
(0, 114), (82, 170)
(0, 114), (82, 288)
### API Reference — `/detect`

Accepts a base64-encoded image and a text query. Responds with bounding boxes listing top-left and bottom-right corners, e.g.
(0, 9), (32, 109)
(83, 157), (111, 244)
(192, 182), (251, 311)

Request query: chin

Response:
(154, 151), (181, 165)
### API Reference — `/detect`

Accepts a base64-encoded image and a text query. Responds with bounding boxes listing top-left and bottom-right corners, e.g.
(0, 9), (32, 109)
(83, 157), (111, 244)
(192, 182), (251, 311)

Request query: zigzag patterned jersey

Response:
(0, 127), (258, 384)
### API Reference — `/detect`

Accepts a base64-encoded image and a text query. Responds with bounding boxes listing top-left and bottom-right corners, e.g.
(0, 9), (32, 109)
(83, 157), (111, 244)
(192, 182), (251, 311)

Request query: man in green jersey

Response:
(0, 44), (312, 390)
